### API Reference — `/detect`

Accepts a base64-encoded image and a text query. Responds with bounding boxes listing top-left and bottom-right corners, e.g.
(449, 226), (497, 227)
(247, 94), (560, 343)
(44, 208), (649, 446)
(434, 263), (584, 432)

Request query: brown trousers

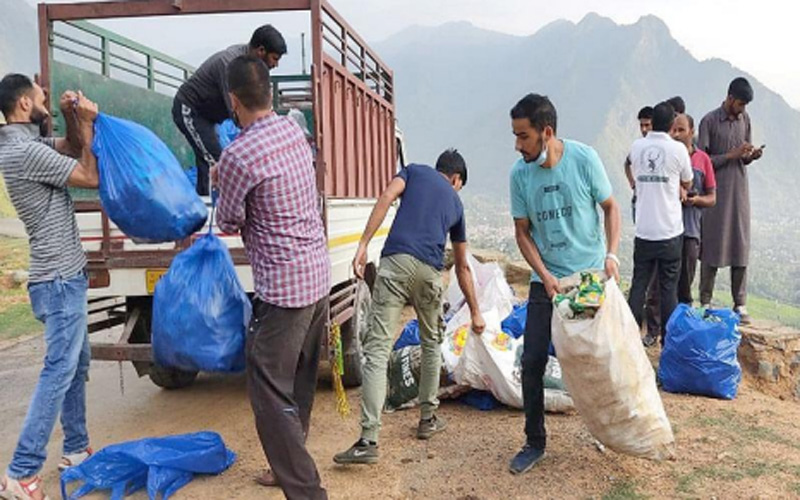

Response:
(246, 296), (329, 500)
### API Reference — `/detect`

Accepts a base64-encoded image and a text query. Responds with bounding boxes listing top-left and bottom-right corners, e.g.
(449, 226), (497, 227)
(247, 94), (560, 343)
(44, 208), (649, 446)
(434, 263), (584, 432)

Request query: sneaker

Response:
(735, 306), (752, 325)
(333, 439), (379, 465)
(0, 475), (50, 500)
(416, 415), (447, 440)
(509, 444), (545, 475)
(58, 447), (93, 471)
(642, 333), (658, 348)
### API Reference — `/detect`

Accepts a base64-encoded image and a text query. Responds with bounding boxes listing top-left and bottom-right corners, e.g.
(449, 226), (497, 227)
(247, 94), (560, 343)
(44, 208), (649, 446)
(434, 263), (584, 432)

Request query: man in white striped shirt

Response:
(0, 74), (99, 500)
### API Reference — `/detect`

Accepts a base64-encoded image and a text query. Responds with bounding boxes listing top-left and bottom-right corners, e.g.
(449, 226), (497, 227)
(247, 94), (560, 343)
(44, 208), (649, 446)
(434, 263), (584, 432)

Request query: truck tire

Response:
(148, 364), (198, 390)
(341, 281), (372, 388)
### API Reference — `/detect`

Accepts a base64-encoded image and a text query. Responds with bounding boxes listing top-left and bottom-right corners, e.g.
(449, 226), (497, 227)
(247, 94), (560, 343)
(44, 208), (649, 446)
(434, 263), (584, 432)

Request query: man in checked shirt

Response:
(214, 55), (330, 500)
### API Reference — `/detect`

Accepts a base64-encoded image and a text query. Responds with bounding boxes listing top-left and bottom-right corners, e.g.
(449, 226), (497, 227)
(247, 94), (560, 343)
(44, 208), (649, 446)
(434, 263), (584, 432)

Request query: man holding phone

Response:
(697, 77), (764, 323)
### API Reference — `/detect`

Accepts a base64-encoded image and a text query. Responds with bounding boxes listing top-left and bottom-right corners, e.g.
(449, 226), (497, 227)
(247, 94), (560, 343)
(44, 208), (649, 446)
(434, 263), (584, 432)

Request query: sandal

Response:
(254, 469), (280, 488)
(0, 474), (50, 500)
(58, 447), (92, 471)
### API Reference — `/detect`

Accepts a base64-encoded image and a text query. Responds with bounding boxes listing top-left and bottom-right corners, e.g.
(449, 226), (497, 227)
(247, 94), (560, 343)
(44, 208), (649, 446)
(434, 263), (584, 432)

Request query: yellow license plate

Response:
(145, 269), (168, 295)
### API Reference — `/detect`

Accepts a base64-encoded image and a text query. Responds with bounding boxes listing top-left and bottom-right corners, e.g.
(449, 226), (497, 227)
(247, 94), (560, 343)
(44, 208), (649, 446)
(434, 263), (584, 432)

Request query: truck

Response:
(37, 0), (403, 389)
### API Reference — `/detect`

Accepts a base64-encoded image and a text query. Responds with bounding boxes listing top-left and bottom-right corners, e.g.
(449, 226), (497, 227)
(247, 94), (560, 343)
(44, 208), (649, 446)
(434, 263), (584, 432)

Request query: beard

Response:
(30, 108), (50, 126)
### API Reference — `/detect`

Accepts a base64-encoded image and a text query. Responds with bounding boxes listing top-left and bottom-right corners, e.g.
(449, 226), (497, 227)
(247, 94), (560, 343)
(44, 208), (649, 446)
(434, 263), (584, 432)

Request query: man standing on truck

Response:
(334, 149), (486, 465)
(214, 56), (329, 500)
(173, 24), (286, 196)
(0, 74), (99, 500)
(508, 93), (621, 474)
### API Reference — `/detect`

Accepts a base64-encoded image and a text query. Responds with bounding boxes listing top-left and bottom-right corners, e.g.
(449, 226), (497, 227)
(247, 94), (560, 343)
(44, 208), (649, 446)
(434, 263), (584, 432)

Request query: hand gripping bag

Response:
(552, 275), (675, 461)
(659, 304), (742, 399)
(93, 113), (207, 242)
(152, 216), (251, 373)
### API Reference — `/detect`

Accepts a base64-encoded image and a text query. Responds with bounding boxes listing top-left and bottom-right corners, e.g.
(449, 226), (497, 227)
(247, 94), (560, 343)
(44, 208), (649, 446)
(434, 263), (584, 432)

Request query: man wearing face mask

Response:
(173, 24), (286, 196)
(508, 93), (621, 475)
(0, 74), (99, 500)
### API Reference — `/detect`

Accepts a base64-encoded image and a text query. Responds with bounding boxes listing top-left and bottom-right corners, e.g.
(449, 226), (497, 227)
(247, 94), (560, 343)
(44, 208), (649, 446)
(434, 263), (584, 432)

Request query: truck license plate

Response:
(145, 269), (168, 294)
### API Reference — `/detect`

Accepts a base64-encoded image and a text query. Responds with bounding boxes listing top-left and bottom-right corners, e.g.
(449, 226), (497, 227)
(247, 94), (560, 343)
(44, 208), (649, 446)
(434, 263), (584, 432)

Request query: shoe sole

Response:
(509, 452), (546, 475)
(333, 455), (379, 465)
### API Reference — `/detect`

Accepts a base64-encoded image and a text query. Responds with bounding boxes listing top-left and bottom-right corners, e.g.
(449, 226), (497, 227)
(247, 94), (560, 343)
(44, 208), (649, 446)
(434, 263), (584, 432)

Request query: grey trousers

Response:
(246, 296), (329, 500)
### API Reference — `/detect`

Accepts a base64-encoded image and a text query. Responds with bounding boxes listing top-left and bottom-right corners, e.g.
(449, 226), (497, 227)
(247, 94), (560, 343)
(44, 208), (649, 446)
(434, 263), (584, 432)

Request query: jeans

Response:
(522, 283), (552, 450)
(360, 254), (444, 442)
(628, 236), (683, 344)
(7, 272), (90, 479)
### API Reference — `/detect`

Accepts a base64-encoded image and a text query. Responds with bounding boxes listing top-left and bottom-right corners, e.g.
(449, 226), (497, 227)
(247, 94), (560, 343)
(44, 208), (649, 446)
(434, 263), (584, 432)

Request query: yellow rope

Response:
(329, 322), (351, 417)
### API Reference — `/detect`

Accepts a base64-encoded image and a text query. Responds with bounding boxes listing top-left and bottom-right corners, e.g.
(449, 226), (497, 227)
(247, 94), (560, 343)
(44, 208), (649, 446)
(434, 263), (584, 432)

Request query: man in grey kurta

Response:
(697, 77), (764, 323)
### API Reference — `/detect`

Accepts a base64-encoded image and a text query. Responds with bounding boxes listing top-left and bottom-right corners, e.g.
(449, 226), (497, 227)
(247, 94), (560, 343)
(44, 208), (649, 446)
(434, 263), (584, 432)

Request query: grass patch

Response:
(0, 178), (15, 218)
(792, 483), (800, 495)
(677, 461), (789, 495)
(0, 301), (39, 342)
(0, 236), (29, 272)
(712, 292), (800, 329)
(602, 480), (647, 500)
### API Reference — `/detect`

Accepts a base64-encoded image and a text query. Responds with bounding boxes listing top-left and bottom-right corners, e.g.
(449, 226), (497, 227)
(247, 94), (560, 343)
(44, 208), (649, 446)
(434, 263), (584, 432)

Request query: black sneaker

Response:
(333, 439), (379, 465)
(417, 415), (447, 440)
(509, 444), (545, 475)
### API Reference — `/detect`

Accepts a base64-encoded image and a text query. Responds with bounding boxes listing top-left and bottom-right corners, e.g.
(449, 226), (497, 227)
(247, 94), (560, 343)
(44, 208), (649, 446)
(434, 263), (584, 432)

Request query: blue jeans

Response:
(7, 272), (90, 479)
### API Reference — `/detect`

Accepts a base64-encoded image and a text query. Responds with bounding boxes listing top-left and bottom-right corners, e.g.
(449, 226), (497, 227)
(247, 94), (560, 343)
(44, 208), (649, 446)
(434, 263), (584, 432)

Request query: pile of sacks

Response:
(386, 254), (575, 414)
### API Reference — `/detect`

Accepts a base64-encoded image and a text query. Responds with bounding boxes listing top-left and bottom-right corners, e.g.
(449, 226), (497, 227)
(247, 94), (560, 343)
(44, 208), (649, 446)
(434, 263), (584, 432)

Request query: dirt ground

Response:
(2, 325), (800, 500)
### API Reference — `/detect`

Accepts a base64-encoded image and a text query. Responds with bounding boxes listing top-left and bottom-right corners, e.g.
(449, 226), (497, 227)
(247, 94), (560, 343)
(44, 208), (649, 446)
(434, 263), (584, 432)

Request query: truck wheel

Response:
(341, 281), (371, 388)
(148, 364), (198, 389)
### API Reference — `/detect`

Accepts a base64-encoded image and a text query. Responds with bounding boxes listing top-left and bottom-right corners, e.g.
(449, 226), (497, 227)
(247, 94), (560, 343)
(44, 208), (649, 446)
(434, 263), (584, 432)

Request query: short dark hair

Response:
(227, 56), (272, 110)
(684, 113), (694, 130)
(0, 73), (34, 118)
(728, 77), (753, 103)
(637, 106), (654, 121)
(652, 101), (675, 133)
(666, 96), (686, 114)
(435, 148), (467, 186)
(510, 93), (557, 133)
(250, 25), (287, 55)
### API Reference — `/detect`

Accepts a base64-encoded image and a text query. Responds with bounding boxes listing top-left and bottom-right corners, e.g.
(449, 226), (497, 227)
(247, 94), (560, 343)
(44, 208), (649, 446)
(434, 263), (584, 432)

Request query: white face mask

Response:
(533, 135), (548, 166)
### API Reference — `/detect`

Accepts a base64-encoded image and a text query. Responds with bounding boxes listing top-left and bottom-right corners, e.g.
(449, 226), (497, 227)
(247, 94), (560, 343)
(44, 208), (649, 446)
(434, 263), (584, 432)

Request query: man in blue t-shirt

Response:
(334, 149), (485, 465)
(507, 94), (621, 475)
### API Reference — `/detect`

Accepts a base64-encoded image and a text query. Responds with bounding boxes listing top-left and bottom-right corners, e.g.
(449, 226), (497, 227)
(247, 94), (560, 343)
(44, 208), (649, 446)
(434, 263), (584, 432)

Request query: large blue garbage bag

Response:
(216, 119), (240, 149)
(659, 304), (742, 399)
(60, 431), (235, 500)
(93, 113), (208, 242)
(152, 230), (251, 373)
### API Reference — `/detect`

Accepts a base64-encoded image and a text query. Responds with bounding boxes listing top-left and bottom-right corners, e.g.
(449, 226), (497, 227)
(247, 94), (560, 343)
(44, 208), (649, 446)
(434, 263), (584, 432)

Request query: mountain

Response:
(376, 14), (800, 303)
(377, 14), (799, 219)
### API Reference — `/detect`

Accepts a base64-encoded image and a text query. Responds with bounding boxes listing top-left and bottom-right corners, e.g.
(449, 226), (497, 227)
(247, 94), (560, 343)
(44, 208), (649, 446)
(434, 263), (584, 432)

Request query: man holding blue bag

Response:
(214, 56), (330, 500)
(0, 74), (99, 500)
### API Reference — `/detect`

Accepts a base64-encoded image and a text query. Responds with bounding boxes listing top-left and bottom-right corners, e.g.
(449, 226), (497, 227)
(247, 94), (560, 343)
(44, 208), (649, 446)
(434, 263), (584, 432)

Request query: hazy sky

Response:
(27, 0), (800, 108)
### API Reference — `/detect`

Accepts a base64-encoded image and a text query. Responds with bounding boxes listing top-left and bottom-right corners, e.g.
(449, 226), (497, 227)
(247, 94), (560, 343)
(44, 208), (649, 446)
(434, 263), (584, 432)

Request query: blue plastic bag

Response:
(501, 303), (527, 339)
(216, 119), (240, 149)
(659, 304), (742, 399)
(93, 113), (208, 242)
(393, 319), (420, 351)
(152, 227), (251, 373)
(60, 431), (235, 500)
